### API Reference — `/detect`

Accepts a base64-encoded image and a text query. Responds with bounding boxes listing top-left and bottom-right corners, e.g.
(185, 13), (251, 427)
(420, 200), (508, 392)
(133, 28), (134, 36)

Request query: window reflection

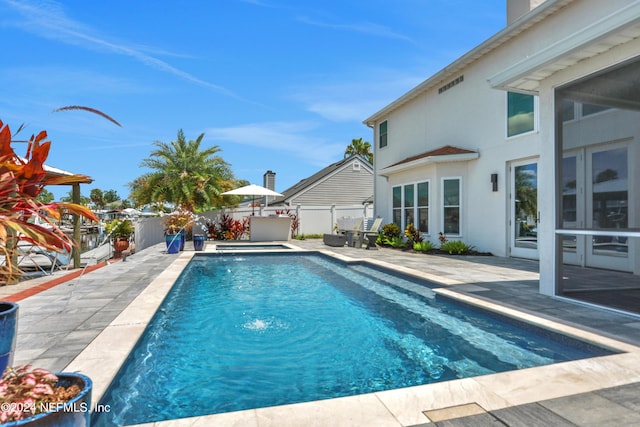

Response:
(514, 164), (538, 249)
(592, 147), (628, 256)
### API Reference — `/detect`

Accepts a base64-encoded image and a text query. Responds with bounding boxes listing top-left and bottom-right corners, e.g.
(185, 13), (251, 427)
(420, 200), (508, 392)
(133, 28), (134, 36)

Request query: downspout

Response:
(364, 121), (377, 220)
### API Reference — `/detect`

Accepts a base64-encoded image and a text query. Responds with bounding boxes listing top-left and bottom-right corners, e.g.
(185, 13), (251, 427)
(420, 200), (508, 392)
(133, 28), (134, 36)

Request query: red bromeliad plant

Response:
(205, 213), (249, 240)
(0, 119), (98, 283)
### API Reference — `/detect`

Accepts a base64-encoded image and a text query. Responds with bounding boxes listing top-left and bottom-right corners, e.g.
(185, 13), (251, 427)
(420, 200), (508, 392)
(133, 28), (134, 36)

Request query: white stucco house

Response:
(364, 0), (640, 313)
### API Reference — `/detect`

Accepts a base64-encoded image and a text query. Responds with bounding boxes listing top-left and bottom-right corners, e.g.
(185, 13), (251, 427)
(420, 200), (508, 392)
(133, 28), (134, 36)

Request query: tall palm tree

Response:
(344, 138), (373, 164)
(134, 130), (236, 212)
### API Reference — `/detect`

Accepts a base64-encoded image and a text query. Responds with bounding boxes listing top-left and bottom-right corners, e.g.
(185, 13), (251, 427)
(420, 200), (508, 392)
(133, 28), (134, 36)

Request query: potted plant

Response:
(163, 210), (193, 251)
(105, 218), (135, 255)
(0, 302), (19, 375)
(0, 365), (92, 426)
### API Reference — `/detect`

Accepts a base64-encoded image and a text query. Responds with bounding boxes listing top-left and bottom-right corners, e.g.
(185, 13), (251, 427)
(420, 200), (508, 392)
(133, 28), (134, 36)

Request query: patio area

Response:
(4, 239), (640, 426)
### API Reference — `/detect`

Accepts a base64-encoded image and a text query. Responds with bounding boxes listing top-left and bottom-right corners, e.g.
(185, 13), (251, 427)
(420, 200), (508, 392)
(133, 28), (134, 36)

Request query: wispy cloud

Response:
(0, 0), (242, 99)
(2, 66), (146, 95)
(290, 70), (425, 122)
(206, 121), (344, 166)
(238, 0), (275, 7)
(297, 16), (416, 44)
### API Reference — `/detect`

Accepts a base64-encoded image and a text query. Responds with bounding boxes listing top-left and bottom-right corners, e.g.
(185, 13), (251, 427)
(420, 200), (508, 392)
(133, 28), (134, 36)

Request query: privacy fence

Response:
(133, 204), (375, 252)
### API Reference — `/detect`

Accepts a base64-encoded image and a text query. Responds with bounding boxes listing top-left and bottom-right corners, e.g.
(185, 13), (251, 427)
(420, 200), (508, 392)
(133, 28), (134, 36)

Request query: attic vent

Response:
(438, 75), (464, 94)
(353, 161), (361, 171)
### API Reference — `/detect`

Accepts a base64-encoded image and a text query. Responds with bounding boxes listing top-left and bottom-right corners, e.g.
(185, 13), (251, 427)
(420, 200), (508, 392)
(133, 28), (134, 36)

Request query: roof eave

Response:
(363, 0), (574, 126)
(488, 2), (640, 93)
(379, 152), (479, 177)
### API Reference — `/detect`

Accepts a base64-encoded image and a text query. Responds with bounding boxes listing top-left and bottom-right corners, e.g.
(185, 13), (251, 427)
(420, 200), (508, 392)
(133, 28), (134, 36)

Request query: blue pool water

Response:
(93, 253), (613, 426)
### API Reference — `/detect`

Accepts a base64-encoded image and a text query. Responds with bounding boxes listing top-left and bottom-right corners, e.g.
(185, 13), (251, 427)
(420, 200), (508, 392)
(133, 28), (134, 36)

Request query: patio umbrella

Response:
(221, 184), (284, 213)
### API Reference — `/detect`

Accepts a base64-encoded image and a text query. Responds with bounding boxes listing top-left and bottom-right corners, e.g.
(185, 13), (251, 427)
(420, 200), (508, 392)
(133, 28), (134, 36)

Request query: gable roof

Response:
(271, 155), (373, 204)
(380, 145), (479, 177)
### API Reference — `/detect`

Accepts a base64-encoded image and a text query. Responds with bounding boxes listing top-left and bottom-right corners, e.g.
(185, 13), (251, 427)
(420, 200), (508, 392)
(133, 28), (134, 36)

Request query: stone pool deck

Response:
(3, 239), (640, 426)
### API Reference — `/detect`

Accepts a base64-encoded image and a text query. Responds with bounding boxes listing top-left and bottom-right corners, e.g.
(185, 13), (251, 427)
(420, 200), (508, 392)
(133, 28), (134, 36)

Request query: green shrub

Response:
(294, 233), (323, 240)
(404, 223), (423, 245)
(106, 218), (135, 239)
(387, 236), (406, 248)
(439, 240), (475, 255)
(413, 240), (435, 252)
(381, 223), (401, 239)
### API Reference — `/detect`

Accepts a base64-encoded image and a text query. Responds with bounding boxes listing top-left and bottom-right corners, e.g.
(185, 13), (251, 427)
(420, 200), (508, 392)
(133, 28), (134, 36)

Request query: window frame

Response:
(441, 177), (462, 237)
(379, 120), (388, 149)
(391, 180), (430, 234)
(506, 91), (538, 138)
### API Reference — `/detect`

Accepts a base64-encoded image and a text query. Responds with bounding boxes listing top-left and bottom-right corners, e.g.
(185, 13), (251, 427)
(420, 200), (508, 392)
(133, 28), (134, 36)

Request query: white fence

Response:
(133, 204), (376, 252)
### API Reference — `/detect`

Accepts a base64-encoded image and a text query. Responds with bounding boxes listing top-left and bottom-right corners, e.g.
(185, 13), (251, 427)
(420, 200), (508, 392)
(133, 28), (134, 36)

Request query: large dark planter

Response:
(0, 301), (19, 374)
(165, 234), (181, 254)
(3, 372), (92, 427)
(193, 234), (205, 251)
(323, 233), (346, 247)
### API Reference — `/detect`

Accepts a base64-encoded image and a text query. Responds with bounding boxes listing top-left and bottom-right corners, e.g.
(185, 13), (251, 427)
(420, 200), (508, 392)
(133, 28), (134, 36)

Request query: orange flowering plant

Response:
(0, 119), (98, 283)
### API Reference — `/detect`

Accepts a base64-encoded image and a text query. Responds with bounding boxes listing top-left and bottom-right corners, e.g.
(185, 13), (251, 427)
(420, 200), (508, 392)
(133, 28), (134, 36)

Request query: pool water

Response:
(93, 253), (613, 426)
(215, 243), (290, 250)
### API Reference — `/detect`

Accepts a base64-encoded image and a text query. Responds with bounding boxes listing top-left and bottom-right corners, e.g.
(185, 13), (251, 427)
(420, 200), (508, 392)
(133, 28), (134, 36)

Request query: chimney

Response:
(507, 0), (547, 24)
(263, 170), (276, 204)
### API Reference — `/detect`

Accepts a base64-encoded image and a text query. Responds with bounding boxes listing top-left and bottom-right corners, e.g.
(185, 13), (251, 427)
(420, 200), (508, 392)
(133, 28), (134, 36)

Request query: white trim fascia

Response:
(363, 0), (574, 125)
(488, 1), (640, 92)
(378, 153), (479, 178)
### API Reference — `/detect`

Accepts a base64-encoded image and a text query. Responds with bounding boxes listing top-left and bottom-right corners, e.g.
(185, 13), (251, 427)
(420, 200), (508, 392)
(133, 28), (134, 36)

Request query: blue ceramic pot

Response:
(3, 372), (92, 427)
(0, 301), (18, 374)
(165, 234), (181, 254)
(179, 230), (185, 251)
(193, 234), (205, 251)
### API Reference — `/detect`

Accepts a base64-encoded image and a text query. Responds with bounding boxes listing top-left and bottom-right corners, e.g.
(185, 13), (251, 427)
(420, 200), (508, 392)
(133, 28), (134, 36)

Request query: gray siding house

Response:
(271, 155), (373, 206)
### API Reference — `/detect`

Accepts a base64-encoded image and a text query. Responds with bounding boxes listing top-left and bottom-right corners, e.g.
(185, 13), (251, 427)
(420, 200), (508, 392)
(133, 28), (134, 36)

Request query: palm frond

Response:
(52, 106), (122, 127)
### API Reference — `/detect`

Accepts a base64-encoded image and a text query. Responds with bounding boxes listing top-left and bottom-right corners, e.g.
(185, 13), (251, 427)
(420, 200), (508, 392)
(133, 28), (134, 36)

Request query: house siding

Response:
(289, 163), (373, 206)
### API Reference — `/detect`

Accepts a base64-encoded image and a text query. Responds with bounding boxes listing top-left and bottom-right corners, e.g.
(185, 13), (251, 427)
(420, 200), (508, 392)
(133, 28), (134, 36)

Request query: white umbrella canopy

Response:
(221, 184), (283, 197)
(221, 184), (284, 212)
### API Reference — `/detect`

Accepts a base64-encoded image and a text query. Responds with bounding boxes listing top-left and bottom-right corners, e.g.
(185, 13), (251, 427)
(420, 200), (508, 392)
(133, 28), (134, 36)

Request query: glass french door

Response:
(562, 143), (631, 271)
(510, 159), (539, 259)
(586, 144), (630, 271)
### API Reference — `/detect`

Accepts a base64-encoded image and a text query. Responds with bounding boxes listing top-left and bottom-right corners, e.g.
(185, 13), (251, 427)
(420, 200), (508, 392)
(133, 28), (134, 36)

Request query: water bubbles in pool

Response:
(244, 319), (269, 330)
(242, 317), (289, 332)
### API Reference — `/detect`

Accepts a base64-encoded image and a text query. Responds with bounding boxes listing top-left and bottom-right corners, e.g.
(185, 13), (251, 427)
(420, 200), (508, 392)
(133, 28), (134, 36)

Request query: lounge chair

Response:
(345, 218), (363, 247)
(355, 217), (383, 249)
(13, 242), (68, 275)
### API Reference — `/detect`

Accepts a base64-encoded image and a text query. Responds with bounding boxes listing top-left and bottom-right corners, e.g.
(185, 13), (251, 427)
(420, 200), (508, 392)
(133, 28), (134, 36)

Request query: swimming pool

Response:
(92, 253), (614, 426)
(215, 243), (291, 250)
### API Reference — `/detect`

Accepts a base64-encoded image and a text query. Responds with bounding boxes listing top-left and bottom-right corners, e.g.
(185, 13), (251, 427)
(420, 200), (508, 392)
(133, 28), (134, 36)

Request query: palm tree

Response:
(344, 138), (373, 164)
(134, 130), (236, 212)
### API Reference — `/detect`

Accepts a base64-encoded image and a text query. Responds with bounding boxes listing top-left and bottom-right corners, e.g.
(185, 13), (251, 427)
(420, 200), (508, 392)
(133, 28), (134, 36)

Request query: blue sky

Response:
(0, 0), (505, 202)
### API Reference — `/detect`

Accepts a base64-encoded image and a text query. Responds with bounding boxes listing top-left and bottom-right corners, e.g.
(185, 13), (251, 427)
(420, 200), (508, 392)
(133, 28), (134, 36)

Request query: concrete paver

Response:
(2, 238), (640, 426)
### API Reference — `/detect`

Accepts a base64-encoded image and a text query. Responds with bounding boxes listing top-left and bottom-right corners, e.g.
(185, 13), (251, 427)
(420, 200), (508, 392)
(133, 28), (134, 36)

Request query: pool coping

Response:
(64, 243), (640, 426)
